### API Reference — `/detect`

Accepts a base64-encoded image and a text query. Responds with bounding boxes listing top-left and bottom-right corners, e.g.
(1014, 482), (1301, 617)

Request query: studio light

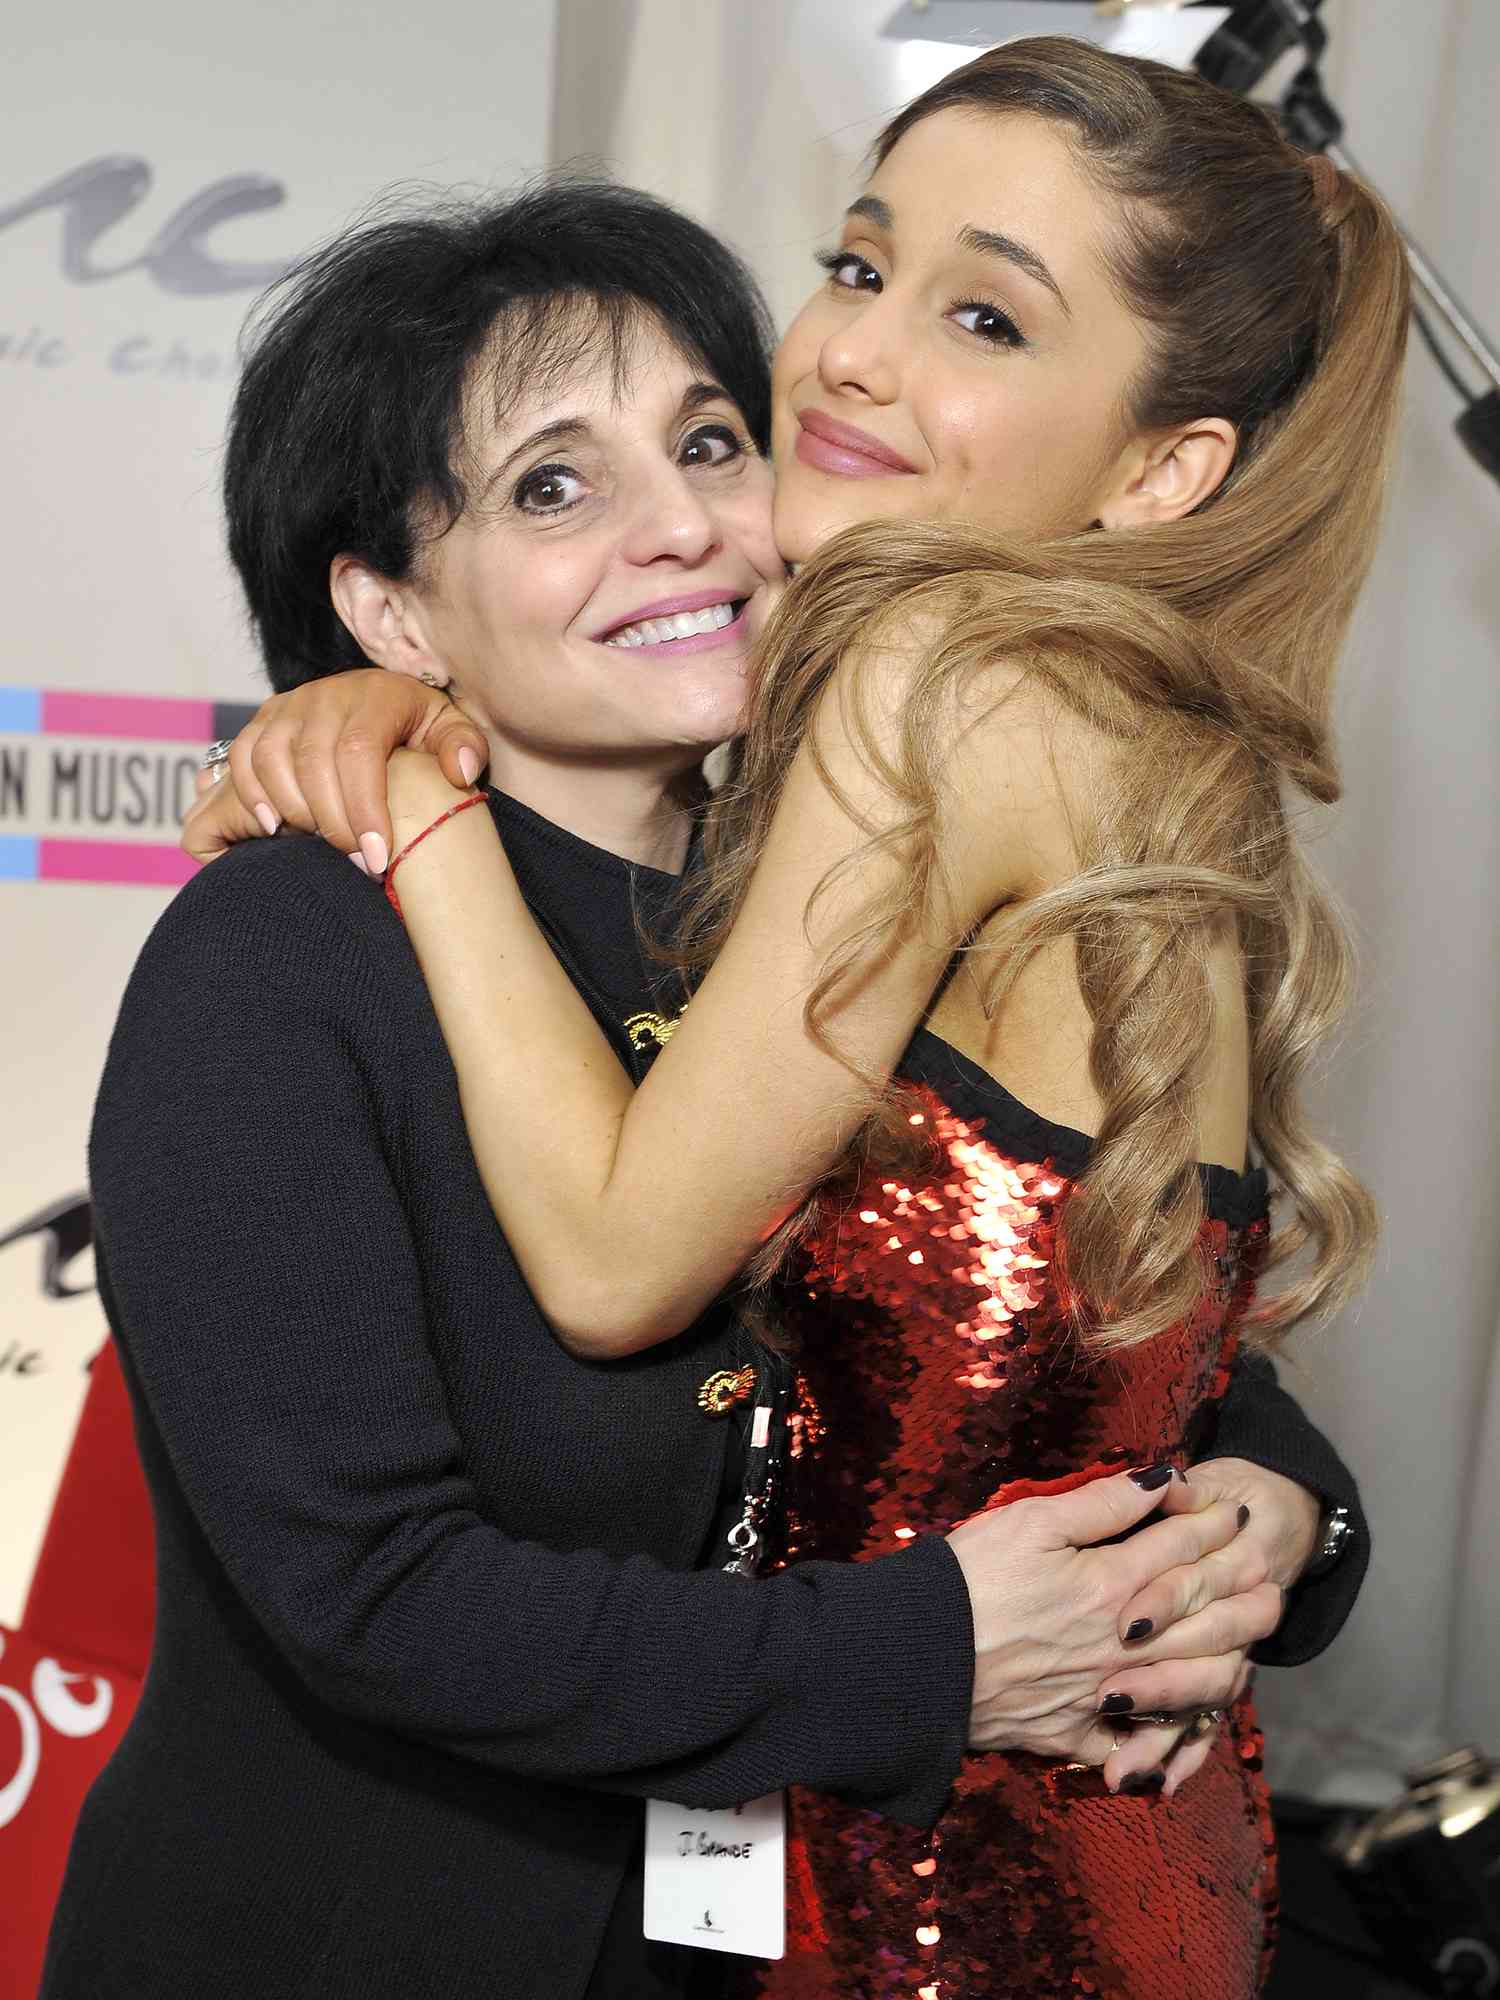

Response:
(880, 2), (1231, 70)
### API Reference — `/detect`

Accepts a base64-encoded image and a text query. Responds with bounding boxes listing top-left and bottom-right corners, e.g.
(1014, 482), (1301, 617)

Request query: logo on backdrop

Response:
(0, 686), (257, 887)
(0, 1195), (96, 1382)
(0, 1631), (115, 1830)
(1, 156), (296, 380)
(0, 157), (292, 297)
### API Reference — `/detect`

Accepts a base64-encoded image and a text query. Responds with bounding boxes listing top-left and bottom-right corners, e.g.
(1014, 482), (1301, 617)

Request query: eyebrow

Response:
(489, 381), (736, 487)
(844, 194), (1071, 318)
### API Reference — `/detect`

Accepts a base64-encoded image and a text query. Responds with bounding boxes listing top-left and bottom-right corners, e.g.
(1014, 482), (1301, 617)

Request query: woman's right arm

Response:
(108, 840), (1269, 1812)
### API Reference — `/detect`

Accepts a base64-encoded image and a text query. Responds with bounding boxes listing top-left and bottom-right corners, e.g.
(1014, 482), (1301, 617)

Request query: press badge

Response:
(643, 1792), (786, 1958)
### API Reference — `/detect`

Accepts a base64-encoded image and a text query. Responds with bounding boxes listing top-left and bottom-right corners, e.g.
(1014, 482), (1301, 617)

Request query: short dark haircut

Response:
(224, 178), (776, 691)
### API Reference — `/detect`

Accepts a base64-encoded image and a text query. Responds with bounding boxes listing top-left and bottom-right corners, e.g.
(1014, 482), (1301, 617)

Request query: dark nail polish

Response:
(1237, 1504), (1251, 1528)
(1174, 1467), (1189, 1483)
(1129, 1464), (1174, 1491)
(1120, 1770), (1166, 1796)
(1100, 1692), (1135, 1715)
(1124, 1618), (1154, 1642)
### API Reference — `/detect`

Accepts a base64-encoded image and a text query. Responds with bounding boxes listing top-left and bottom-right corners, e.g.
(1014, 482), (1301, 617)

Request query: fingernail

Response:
(458, 748), (480, 787)
(1237, 1504), (1251, 1529)
(1120, 1771), (1165, 1796)
(1129, 1464), (1174, 1491)
(1100, 1692), (1134, 1715)
(1124, 1618), (1154, 1642)
(359, 832), (389, 876)
(254, 803), (280, 837)
(349, 852), (369, 875)
(1174, 1468), (1189, 1484)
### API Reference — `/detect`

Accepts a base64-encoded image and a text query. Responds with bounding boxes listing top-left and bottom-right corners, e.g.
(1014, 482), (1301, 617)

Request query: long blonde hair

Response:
(678, 40), (1410, 1354)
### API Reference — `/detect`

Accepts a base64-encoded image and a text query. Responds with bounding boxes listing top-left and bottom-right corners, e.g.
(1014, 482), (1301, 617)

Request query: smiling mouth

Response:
(602, 598), (747, 650)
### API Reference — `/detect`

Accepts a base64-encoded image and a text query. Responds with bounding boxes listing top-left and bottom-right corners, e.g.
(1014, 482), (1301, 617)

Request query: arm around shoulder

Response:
(386, 639), (1063, 1353)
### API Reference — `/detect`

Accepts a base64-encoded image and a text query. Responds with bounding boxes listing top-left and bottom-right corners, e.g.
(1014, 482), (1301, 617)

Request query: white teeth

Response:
(604, 600), (739, 648)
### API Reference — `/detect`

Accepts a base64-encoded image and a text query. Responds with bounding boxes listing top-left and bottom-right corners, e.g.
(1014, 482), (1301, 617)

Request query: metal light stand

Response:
(1195, 0), (1500, 489)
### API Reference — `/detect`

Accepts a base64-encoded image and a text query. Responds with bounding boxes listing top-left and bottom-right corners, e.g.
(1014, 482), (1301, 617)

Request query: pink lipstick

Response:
(793, 408), (919, 479)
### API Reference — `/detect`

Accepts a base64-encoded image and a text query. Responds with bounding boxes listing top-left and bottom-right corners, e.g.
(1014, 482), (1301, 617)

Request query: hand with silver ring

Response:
(196, 739), (236, 794)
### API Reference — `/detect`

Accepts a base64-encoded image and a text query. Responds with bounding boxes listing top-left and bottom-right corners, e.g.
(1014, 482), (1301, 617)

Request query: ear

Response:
(328, 555), (450, 688)
(1097, 418), (1238, 530)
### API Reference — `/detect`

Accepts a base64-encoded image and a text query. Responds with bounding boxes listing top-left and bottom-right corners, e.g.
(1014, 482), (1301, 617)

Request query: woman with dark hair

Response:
(191, 41), (1400, 1997)
(49, 176), (1291, 2000)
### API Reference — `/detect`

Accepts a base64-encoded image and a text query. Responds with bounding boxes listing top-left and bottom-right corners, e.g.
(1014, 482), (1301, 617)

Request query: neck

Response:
(480, 736), (703, 873)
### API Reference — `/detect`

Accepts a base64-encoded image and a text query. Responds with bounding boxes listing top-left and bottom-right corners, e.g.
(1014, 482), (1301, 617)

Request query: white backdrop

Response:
(0, 0), (557, 1627)
(551, 0), (1500, 1800)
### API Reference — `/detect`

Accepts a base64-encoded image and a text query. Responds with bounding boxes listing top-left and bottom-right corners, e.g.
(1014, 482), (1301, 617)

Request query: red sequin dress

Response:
(749, 1030), (1276, 2000)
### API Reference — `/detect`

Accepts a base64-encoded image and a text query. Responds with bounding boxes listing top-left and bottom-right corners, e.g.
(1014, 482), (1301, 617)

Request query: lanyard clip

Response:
(723, 1352), (794, 1578)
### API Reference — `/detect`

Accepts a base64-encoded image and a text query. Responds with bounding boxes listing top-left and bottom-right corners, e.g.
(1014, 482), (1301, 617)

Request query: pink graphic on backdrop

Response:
(40, 692), (215, 743)
(38, 840), (196, 889)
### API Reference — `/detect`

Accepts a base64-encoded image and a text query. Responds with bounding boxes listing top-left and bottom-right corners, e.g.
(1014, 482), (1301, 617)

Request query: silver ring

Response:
(199, 738), (235, 779)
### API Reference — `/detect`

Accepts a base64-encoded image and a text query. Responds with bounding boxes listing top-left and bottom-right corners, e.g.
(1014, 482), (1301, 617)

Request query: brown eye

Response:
(951, 300), (1026, 350)
(816, 250), (882, 294)
(680, 423), (743, 468)
(513, 463), (587, 514)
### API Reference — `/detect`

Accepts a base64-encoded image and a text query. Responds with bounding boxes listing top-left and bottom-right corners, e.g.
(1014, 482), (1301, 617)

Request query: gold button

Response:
(697, 1366), (756, 1416)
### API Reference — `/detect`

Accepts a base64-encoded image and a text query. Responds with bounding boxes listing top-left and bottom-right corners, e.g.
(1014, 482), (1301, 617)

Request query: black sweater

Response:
(44, 793), (1364, 1999)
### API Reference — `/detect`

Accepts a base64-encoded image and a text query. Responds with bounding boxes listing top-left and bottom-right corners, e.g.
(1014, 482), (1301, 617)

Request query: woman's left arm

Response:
(387, 643), (1045, 1357)
(1192, 1354), (1369, 1664)
(1112, 1351), (1368, 1672)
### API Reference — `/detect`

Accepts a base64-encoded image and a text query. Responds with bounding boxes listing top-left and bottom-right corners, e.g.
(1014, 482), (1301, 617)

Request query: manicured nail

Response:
(254, 803), (280, 837)
(1129, 1464), (1174, 1491)
(1100, 1692), (1134, 1715)
(349, 851), (369, 875)
(1124, 1618), (1154, 1642)
(1120, 1771), (1165, 1796)
(359, 832), (388, 876)
(1237, 1504), (1251, 1529)
(458, 748), (480, 787)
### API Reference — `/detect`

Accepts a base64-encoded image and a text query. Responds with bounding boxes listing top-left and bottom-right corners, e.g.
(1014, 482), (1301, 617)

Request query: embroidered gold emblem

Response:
(624, 1008), (683, 1052)
(697, 1366), (757, 1417)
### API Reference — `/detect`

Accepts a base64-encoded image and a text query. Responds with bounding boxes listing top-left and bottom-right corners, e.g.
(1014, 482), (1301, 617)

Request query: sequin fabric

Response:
(747, 1033), (1276, 2000)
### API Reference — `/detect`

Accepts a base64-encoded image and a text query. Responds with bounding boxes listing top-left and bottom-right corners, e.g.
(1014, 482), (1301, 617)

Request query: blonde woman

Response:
(191, 41), (1401, 1998)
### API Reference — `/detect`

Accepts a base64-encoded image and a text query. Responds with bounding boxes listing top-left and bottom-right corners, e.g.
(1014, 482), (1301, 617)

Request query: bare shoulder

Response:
(818, 609), (1112, 906)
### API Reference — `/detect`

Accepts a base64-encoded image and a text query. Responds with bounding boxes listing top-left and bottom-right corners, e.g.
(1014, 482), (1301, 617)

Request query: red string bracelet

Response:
(383, 792), (489, 920)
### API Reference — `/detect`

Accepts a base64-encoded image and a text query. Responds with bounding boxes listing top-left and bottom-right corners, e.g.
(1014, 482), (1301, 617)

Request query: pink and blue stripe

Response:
(1, 684), (257, 888)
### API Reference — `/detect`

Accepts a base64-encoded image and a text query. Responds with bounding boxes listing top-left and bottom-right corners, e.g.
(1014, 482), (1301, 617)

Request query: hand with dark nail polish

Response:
(1128, 1464), (1175, 1491)
(1237, 1503), (1251, 1528)
(1124, 1617), (1154, 1642)
(1120, 1770), (1166, 1796)
(1100, 1692), (1135, 1715)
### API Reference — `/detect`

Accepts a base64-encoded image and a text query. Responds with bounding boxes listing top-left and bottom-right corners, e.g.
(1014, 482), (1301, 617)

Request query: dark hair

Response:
(224, 178), (776, 690)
